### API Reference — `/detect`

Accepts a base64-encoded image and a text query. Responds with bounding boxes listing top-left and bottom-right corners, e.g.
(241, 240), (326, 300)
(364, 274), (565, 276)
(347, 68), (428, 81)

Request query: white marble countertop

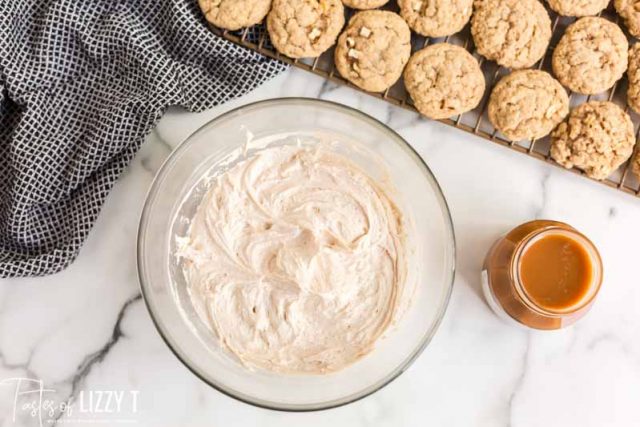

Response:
(2, 68), (640, 427)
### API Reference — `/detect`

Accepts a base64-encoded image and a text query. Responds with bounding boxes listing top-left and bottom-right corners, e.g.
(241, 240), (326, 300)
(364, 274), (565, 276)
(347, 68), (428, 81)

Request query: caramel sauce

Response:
(482, 220), (602, 330)
(519, 234), (593, 312)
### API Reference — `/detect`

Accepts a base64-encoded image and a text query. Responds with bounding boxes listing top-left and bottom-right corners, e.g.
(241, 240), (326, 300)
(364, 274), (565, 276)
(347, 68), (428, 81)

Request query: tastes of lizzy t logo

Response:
(1, 377), (140, 425)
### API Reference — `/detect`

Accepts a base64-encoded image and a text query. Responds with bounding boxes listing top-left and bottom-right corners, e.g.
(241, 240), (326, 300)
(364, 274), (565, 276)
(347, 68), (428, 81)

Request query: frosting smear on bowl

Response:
(180, 145), (407, 374)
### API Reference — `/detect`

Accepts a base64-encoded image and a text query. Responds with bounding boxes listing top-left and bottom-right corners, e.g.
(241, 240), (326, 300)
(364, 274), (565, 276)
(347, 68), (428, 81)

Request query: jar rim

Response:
(509, 225), (603, 317)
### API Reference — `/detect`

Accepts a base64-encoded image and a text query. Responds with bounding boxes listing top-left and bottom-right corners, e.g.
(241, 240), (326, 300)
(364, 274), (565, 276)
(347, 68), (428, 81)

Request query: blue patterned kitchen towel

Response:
(0, 0), (286, 277)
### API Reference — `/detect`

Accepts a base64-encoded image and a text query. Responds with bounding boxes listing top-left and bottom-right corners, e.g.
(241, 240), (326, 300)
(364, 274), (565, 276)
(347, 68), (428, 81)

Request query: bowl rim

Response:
(137, 97), (456, 412)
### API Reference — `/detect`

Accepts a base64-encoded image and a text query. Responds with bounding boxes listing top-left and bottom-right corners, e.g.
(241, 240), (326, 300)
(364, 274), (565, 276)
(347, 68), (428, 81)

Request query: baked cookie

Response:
(404, 43), (485, 119)
(552, 17), (628, 95)
(399, 0), (473, 38)
(342, 0), (389, 9)
(632, 149), (640, 179)
(335, 11), (411, 92)
(627, 44), (640, 113)
(614, 0), (640, 38)
(547, 0), (610, 16)
(551, 101), (635, 180)
(199, 0), (271, 31)
(488, 70), (569, 141)
(267, 0), (345, 58)
(471, 0), (551, 69)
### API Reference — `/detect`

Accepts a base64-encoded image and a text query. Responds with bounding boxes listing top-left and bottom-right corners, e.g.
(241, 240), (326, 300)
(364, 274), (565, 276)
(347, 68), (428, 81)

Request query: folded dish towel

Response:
(0, 0), (286, 277)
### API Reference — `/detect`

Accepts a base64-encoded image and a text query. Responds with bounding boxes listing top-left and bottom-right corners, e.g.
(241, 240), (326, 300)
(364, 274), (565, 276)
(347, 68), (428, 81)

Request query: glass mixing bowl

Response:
(137, 98), (455, 411)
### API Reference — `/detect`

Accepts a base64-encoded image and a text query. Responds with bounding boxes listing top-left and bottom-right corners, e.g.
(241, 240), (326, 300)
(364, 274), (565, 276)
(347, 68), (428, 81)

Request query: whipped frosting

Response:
(179, 144), (408, 374)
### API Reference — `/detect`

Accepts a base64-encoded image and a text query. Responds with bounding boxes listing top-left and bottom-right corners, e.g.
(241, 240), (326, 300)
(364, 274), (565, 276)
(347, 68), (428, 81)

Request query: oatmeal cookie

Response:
(632, 149), (640, 178)
(627, 44), (640, 113)
(342, 0), (389, 9)
(551, 101), (635, 180)
(552, 17), (628, 95)
(488, 70), (569, 141)
(267, 0), (345, 58)
(399, 0), (473, 38)
(614, 0), (640, 38)
(547, 0), (610, 16)
(404, 43), (485, 119)
(335, 11), (411, 92)
(198, 0), (271, 31)
(471, 0), (552, 69)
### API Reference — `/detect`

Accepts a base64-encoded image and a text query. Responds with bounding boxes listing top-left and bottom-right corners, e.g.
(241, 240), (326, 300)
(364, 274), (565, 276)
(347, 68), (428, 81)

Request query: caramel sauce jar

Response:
(482, 220), (603, 330)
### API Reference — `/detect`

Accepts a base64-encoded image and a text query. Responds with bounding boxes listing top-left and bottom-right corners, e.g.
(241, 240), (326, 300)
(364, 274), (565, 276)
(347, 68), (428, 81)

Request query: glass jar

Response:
(482, 220), (603, 330)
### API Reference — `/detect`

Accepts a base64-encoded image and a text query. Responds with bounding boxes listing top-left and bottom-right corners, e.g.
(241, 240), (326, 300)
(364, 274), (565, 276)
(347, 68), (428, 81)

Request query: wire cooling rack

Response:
(208, 3), (640, 199)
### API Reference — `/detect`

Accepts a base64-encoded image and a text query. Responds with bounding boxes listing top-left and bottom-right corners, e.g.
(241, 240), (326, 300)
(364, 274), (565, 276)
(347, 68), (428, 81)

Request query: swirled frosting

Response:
(180, 145), (407, 374)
